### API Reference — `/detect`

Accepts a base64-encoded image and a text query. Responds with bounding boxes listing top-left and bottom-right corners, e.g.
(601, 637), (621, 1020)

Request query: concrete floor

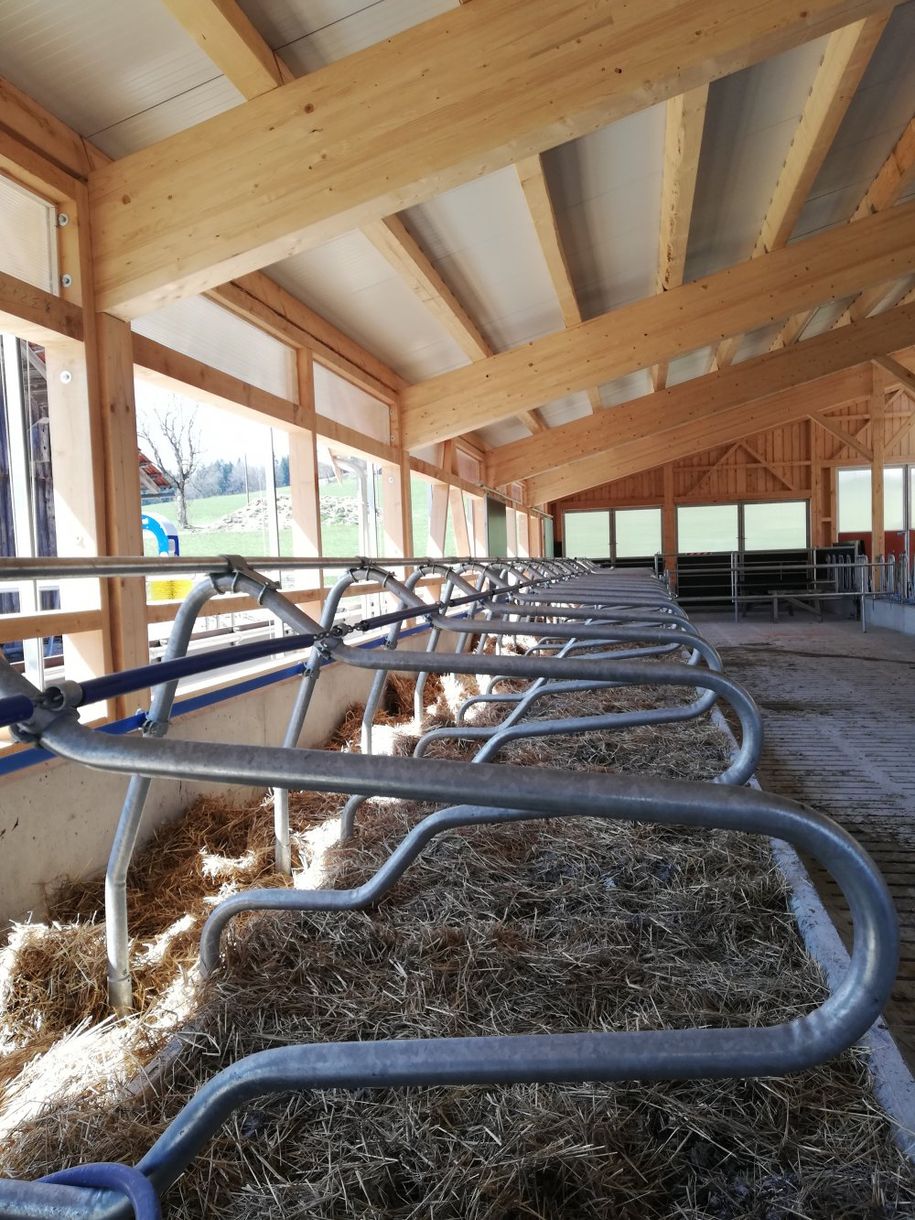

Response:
(701, 610), (915, 1069)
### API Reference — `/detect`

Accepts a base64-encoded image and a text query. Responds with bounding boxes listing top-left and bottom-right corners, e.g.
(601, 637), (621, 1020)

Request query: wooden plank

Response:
(90, 0), (901, 317)
(316, 414), (399, 466)
(208, 274), (404, 400)
(713, 14), (888, 371)
(486, 299), (915, 487)
(132, 333), (310, 431)
(160, 0), (286, 98)
(770, 114), (915, 352)
(811, 410), (875, 460)
(404, 200), (915, 447)
(528, 370), (868, 503)
(0, 608), (103, 646)
(0, 269), (83, 343)
(652, 85), (709, 390)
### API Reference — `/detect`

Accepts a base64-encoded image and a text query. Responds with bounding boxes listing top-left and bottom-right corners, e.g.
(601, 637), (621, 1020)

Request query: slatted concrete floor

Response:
(701, 612), (915, 1069)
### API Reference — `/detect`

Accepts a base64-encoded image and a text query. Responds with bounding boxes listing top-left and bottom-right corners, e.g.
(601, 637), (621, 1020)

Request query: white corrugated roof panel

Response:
(247, 0), (457, 72)
(0, 0), (232, 141)
(732, 323), (788, 364)
(132, 295), (297, 400)
(476, 418), (532, 448)
(537, 393), (594, 429)
(545, 105), (666, 319)
(598, 369), (653, 409)
(267, 230), (470, 382)
(686, 36), (831, 281)
(793, 3), (915, 241)
(403, 167), (565, 351)
(665, 348), (717, 388)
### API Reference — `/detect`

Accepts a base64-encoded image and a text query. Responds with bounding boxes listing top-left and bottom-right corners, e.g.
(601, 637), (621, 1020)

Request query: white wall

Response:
(0, 632), (457, 923)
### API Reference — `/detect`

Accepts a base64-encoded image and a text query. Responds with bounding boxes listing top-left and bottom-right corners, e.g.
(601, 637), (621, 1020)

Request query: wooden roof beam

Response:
(403, 199), (915, 447)
(516, 152), (600, 413)
(528, 365), (872, 503)
(712, 13), (889, 371)
(652, 85), (709, 391)
(486, 299), (915, 486)
(160, 0), (543, 436)
(92, 0), (903, 318)
(160, 0), (292, 97)
(770, 114), (915, 351)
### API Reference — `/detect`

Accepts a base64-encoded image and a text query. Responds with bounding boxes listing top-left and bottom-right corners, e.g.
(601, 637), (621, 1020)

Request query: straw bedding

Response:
(1, 661), (913, 1217)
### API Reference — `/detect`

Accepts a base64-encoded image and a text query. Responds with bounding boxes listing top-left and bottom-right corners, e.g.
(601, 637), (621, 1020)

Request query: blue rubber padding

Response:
(0, 618), (450, 779)
(0, 694), (35, 728)
(39, 1162), (161, 1219)
(77, 630), (316, 707)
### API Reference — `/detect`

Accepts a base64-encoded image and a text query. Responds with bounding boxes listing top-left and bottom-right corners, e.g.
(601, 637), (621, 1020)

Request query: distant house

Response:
(138, 451), (174, 504)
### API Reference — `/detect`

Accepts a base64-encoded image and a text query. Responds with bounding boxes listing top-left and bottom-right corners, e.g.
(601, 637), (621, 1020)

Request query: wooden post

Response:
(471, 495), (487, 557)
(662, 463), (677, 583)
(43, 337), (113, 690)
(808, 416), (824, 546)
(870, 377), (886, 565)
(449, 486), (471, 555)
(95, 313), (149, 711)
(289, 351), (323, 615)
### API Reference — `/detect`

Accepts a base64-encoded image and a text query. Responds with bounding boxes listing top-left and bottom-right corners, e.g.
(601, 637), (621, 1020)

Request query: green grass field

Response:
(144, 474), (457, 564)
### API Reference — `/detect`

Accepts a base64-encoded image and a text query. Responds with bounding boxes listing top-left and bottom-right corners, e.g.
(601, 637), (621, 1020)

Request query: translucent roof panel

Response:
(793, 4), (915, 242)
(403, 167), (565, 351)
(545, 104), (666, 319)
(0, 0), (236, 142)
(267, 230), (470, 382)
(685, 36), (831, 281)
(537, 393), (594, 429)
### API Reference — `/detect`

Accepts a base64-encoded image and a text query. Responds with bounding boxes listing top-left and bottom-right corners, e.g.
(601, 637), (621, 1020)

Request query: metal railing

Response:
(0, 556), (898, 1220)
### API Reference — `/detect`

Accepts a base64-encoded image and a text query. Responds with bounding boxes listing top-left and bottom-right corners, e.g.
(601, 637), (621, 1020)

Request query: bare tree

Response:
(138, 402), (202, 529)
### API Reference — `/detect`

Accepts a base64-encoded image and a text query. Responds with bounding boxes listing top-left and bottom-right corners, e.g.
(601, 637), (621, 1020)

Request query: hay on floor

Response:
(1, 658), (913, 1218)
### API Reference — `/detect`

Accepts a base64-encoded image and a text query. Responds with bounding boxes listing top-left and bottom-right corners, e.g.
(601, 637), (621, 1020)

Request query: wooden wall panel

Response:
(555, 401), (915, 532)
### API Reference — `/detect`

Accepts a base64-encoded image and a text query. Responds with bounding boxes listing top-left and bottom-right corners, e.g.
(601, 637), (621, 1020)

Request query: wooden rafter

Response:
(652, 85), (709, 390)
(91, 0), (905, 318)
(516, 152), (600, 412)
(160, 0), (292, 97)
(403, 201), (915, 447)
(712, 14), (888, 371)
(485, 300), (915, 487)
(771, 115), (915, 351)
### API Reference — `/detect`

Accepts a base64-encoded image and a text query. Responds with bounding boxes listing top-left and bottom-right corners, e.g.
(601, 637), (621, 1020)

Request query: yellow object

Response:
(149, 578), (195, 602)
